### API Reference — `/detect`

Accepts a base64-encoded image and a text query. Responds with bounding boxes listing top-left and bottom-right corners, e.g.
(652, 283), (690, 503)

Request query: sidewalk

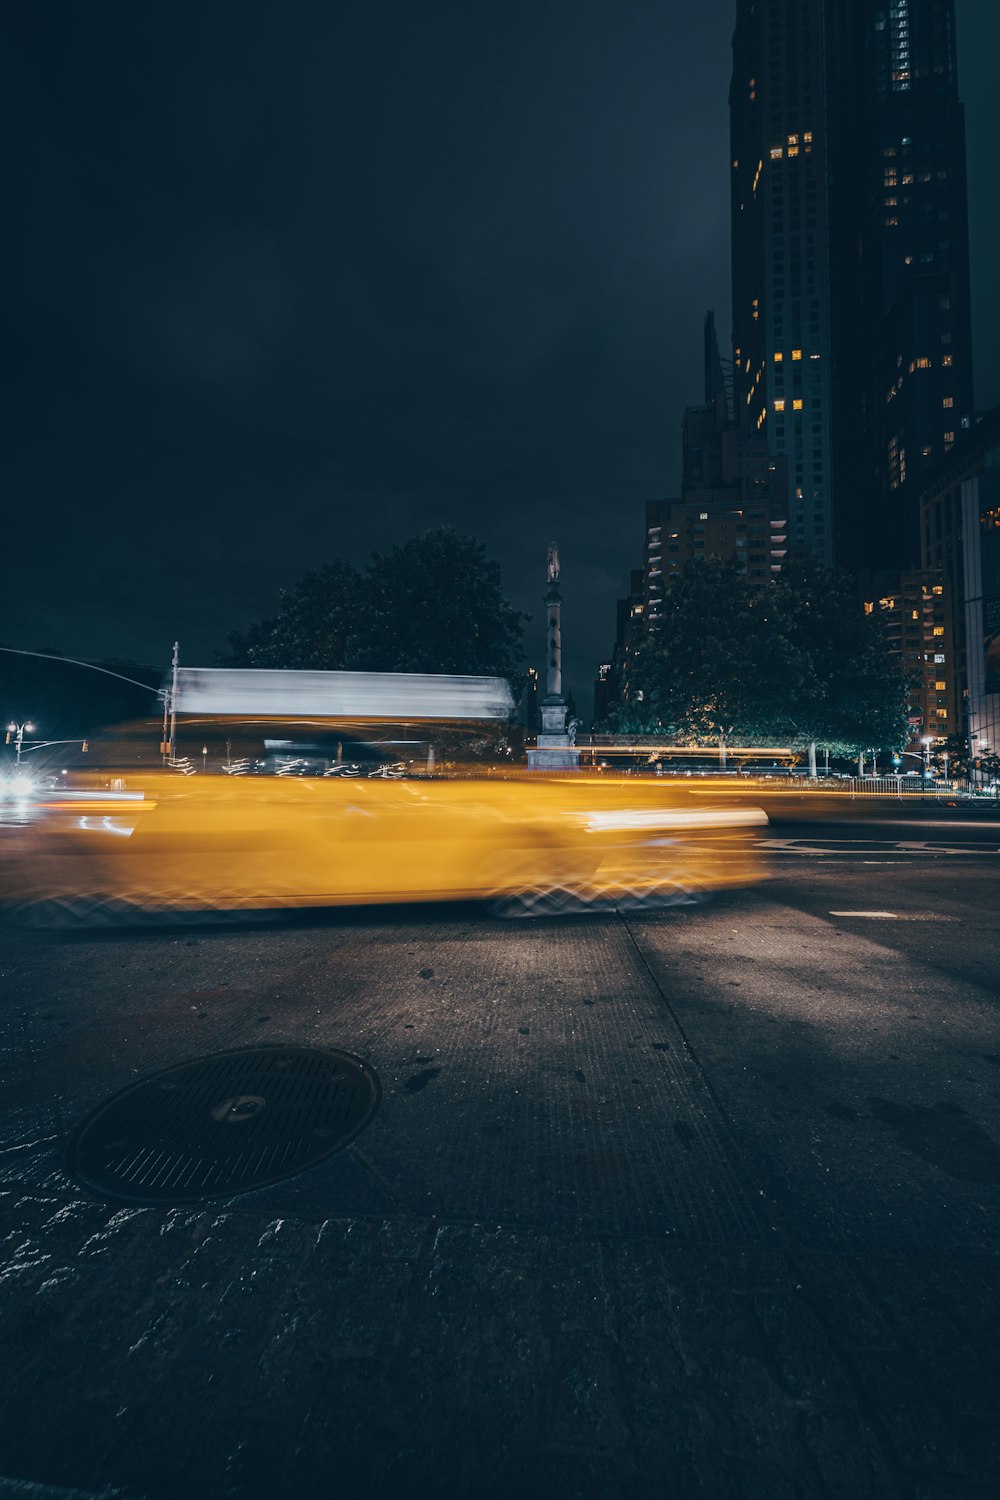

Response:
(6, 1187), (999, 1499)
(2, 896), (999, 1497)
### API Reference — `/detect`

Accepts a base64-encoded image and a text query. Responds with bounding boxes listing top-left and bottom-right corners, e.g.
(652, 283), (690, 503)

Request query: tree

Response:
(224, 560), (364, 671)
(766, 562), (911, 773)
(610, 557), (910, 773)
(224, 529), (526, 687)
(628, 558), (795, 762)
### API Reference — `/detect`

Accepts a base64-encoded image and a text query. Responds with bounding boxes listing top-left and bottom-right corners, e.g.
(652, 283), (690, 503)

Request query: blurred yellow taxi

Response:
(1, 771), (767, 924)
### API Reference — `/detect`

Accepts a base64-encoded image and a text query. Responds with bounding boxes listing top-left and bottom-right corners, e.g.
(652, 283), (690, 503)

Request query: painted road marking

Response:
(829, 910), (900, 918)
(828, 910), (959, 921)
(768, 838), (998, 857)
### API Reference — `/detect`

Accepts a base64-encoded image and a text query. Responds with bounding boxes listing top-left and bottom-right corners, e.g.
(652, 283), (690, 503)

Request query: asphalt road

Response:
(1, 811), (999, 1499)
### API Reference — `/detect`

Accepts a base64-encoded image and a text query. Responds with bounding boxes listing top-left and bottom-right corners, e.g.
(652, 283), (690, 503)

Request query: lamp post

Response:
(6, 722), (35, 770)
(921, 735), (933, 780)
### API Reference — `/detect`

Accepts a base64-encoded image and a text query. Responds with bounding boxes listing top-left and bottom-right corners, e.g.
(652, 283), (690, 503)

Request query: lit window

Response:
(788, 145), (799, 157)
(933, 626), (945, 637)
(774, 399), (786, 412)
(791, 349), (802, 360)
(787, 134), (798, 145)
(770, 147), (783, 160)
(911, 610), (919, 621)
(932, 585), (943, 595)
(804, 132), (813, 143)
(699, 512), (708, 521)
(935, 680), (946, 691)
(792, 398), (804, 410)
(944, 432), (955, 446)
(942, 397), (953, 408)
(942, 354), (953, 366)
(774, 351), (783, 362)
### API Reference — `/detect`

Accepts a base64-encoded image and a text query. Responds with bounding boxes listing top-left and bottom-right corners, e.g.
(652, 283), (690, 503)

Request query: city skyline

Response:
(2, 0), (999, 714)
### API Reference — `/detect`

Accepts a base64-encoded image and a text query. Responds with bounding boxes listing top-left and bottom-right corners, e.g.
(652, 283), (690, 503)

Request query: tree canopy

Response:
(224, 529), (526, 687)
(612, 557), (910, 754)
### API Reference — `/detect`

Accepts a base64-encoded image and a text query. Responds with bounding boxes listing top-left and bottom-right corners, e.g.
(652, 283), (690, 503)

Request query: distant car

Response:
(0, 771), (768, 924)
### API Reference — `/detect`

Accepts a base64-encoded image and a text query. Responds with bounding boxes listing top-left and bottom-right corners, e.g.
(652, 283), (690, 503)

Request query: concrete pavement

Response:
(1, 836), (999, 1497)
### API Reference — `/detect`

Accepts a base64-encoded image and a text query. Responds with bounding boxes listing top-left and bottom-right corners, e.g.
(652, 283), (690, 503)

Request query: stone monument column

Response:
(527, 541), (581, 771)
(545, 541), (562, 702)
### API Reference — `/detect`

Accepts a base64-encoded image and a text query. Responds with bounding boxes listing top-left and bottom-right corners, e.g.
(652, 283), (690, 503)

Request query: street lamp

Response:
(6, 722), (35, 770)
(921, 735), (934, 780)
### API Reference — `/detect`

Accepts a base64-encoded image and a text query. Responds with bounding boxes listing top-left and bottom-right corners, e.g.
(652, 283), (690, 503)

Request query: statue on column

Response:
(527, 539), (581, 771)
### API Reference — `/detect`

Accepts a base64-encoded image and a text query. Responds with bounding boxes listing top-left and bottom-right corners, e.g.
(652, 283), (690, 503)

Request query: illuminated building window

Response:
(770, 146), (783, 160)
(911, 610), (919, 620)
(774, 399), (786, 412)
(942, 354), (953, 366)
(699, 513), (708, 521)
(864, 601), (874, 615)
(792, 398), (803, 410)
(944, 432), (955, 446)
(774, 351), (783, 362)
(803, 131), (813, 143)
(791, 349), (802, 360)
(935, 681), (946, 691)
(787, 134), (798, 145)
(932, 585), (943, 594)
(932, 626), (944, 637)
(787, 145), (799, 157)
(922, 446), (931, 457)
(942, 396), (953, 408)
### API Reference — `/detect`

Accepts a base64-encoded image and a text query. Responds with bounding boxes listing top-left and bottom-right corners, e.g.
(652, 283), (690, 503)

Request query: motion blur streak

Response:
(0, 774), (767, 924)
(172, 668), (515, 721)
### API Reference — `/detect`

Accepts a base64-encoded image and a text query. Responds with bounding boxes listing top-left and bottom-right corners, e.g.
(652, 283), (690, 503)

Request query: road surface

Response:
(0, 812), (998, 1498)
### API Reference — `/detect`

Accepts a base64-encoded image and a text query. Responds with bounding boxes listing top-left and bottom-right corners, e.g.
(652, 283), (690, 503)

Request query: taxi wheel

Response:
(8, 894), (145, 929)
(613, 879), (704, 911)
(490, 883), (600, 918)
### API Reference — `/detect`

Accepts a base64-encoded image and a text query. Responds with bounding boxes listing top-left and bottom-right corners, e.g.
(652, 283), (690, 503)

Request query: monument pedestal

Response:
(527, 696), (581, 771)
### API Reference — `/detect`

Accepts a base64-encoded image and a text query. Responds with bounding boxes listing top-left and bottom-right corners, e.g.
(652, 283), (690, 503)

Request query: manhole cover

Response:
(65, 1046), (381, 1204)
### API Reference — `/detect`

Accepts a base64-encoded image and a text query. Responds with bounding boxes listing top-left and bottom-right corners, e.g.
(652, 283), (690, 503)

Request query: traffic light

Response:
(892, 754), (901, 767)
(81, 740), (88, 753)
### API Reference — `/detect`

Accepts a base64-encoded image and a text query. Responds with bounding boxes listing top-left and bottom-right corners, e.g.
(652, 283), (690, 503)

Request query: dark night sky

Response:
(3, 0), (999, 716)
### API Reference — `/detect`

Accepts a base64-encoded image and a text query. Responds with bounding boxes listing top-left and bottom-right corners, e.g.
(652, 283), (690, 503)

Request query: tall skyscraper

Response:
(729, 0), (975, 574)
(856, 0), (975, 568)
(730, 0), (841, 568)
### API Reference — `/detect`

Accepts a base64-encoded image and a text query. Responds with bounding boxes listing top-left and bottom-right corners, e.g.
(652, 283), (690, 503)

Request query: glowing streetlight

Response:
(6, 721), (35, 769)
(921, 734), (934, 779)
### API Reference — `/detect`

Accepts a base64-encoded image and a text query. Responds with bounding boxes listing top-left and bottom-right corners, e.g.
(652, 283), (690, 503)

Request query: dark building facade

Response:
(857, 0), (976, 569)
(919, 405), (1000, 770)
(730, 0), (975, 575)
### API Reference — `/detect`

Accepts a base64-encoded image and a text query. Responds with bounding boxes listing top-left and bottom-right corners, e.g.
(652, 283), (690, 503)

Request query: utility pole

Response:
(6, 722), (34, 769)
(169, 641), (179, 764)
